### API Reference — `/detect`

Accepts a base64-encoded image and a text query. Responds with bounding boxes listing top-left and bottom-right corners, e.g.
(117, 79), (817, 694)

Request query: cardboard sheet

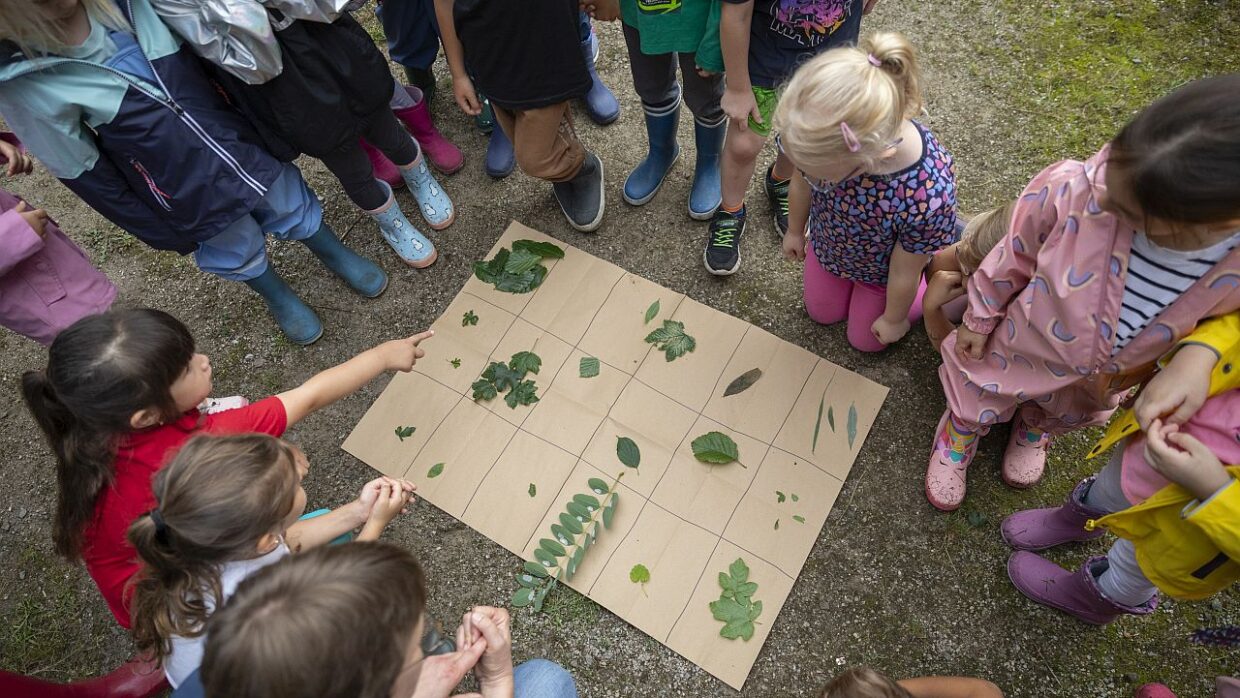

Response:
(344, 222), (889, 689)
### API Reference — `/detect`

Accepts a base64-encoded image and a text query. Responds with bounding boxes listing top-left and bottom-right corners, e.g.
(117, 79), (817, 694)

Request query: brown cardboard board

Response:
(344, 222), (887, 690)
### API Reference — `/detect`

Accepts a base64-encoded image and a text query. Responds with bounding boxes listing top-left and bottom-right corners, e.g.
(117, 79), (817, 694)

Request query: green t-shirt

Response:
(620, 0), (723, 73)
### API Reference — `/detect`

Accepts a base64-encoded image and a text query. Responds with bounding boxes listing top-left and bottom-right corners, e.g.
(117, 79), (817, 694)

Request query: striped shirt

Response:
(1113, 232), (1240, 354)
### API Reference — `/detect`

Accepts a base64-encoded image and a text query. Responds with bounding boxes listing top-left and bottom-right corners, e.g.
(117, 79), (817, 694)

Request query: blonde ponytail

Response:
(0, 0), (131, 56)
(863, 31), (923, 119)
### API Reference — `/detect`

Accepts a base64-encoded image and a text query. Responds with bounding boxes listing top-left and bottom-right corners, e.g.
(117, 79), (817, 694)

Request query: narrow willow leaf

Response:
(511, 587), (534, 607)
(540, 538), (567, 557)
(793, 515), (806, 524)
(774, 519), (780, 530)
(691, 431), (739, 465)
(616, 436), (641, 469)
(559, 512), (583, 535)
(533, 548), (558, 566)
(847, 402), (858, 449)
(644, 299), (660, 324)
(629, 564), (650, 584)
(523, 561), (549, 578)
(573, 493), (600, 510)
(579, 356), (600, 378)
(528, 483), (537, 498)
(427, 462), (445, 478)
(812, 396), (824, 453)
(722, 368), (763, 397)
(587, 478), (610, 495)
(827, 405), (836, 432)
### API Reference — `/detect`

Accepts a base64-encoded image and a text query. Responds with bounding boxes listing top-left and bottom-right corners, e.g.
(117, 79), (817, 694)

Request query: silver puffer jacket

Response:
(149, 0), (369, 84)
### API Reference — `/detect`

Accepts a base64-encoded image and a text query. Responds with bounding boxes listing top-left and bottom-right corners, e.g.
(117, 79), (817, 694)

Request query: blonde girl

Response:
(923, 201), (1016, 349)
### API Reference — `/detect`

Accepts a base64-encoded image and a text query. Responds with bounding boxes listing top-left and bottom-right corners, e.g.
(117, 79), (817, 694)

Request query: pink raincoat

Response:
(939, 147), (1240, 433)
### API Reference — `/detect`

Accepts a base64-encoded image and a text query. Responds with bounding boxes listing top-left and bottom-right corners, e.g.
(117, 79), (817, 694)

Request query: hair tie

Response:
(840, 122), (862, 153)
(149, 508), (170, 544)
(867, 53), (882, 67)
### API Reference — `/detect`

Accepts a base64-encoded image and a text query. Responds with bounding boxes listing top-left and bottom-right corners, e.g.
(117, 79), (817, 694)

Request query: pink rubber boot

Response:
(1135, 685), (1177, 698)
(360, 138), (404, 189)
(925, 410), (980, 511)
(1002, 408), (1051, 488)
(1000, 477), (1107, 550)
(394, 86), (464, 175)
(1007, 553), (1157, 625)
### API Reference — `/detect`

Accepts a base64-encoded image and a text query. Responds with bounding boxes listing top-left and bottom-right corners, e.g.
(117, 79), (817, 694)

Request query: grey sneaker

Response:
(553, 152), (605, 233)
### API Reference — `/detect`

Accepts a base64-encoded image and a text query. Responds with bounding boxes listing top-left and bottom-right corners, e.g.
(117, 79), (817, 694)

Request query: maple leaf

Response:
(508, 351), (542, 376)
(644, 319), (696, 361)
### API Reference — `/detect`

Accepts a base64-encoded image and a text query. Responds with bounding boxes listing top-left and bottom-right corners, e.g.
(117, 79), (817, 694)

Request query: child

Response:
(618, 0), (726, 220)
(150, 0), (454, 270)
(20, 307), (433, 628)
(198, 542), (578, 698)
(926, 74), (1240, 511)
(0, 132), (115, 345)
(0, 0), (384, 345)
(775, 33), (959, 351)
(705, 0), (878, 275)
(436, 0), (606, 232)
(821, 666), (1003, 698)
(1002, 314), (1240, 624)
(922, 202), (1014, 350)
(127, 433), (415, 687)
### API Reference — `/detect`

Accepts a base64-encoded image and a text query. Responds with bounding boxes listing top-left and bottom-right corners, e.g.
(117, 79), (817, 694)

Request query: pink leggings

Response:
(803, 258), (925, 352)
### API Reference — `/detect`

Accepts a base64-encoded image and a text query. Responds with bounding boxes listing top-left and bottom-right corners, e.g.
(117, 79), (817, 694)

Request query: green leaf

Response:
(602, 500), (616, 529)
(534, 547), (558, 566)
(776, 491), (786, 504)
(644, 299), (660, 324)
(472, 249), (508, 283)
(644, 319), (696, 362)
(774, 518), (780, 530)
(550, 525), (571, 546)
(722, 368), (763, 397)
(462, 310), (479, 326)
(728, 558), (749, 584)
(512, 239), (565, 259)
(573, 493), (600, 510)
(691, 431), (739, 465)
(828, 405), (836, 432)
(493, 266), (547, 294)
(471, 378), (498, 402)
(532, 583), (550, 612)
(568, 547), (585, 578)
(524, 560), (549, 578)
(489, 362), (523, 392)
(710, 557), (762, 641)
(791, 493), (799, 502)
(566, 501), (590, 520)
(503, 248), (544, 275)
(505, 380), (540, 409)
(966, 510), (988, 528)
(474, 246), (551, 294)
(516, 572), (542, 588)
(710, 597), (749, 624)
(508, 351), (542, 376)
(629, 564), (651, 584)
(579, 356), (600, 378)
(721, 619), (755, 640)
(616, 436), (641, 469)
(540, 538), (567, 557)
(427, 462), (445, 479)
(847, 402), (858, 449)
(511, 587), (534, 607)
(587, 478), (610, 495)
(792, 515), (806, 524)
(813, 396), (824, 454)
(395, 425), (416, 441)
(449, 357), (462, 369)
(559, 512), (583, 535)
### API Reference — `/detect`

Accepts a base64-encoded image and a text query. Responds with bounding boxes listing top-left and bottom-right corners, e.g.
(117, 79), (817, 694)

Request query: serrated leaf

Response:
(503, 248), (544, 275)
(493, 265), (546, 294)
(721, 619), (754, 640)
(509, 351), (542, 376)
(512, 239), (565, 259)
(776, 491), (786, 504)
(462, 310), (479, 326)
(602, 500), (616, 529)
(629, 563), (651, 584)
(729, 558), (749, 584)
(474, 246), (550, 294)
(616, 436), (641, 469)
(579, 356), (600, 378)
(449, 358), (462, 369)
(504, 380), (540, 409)
(644, 319), (696, 362)
(573, 493), (600, 509)
(710, 597), (749, 624)
(395, 425), (416, 441)
(559, 512), (583, 535)
(511, 587), (534, 607)
(427, 462), (444, 478)
(691, 431), (739, 465)
(793, 514), (806, 524)
(722, 368), (763, 397)
(644, 299), (660, 324)
(524, 560), (549, 578)
(528, 483), (537, 498)
(847, 402), (858, 449)
(489, 362), (522, 392)
(588, 478), (610, 495)
(471, 378), (498, 402)
(540, 538), (567, 557)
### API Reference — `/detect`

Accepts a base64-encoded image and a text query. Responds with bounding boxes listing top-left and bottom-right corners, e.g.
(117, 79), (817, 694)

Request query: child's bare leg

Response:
(720, 127), (767, 210)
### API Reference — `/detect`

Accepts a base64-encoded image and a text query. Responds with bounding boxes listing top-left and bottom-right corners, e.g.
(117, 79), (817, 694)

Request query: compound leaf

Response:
(616, 436), (641, 469)
(579, 356), (600, 378)
(691, 431), (739, 465)
(602, 500), (616, 529)
(559, 512), (583, 535)
(540, 538), (567, 558)
(427, 462), (445, 479)
(511, 587), (534, 607)
(722, 368), (763, 397)
(523, 560), (548, 578)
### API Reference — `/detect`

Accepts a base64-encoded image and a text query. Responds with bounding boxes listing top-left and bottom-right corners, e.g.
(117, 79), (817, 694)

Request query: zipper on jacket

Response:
(130, 157), (172, 211)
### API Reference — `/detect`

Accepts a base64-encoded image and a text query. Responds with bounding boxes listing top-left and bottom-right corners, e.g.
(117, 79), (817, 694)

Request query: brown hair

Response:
(201, 542), (428, 698)
(820, 667), (915, 698)
(956, 200), (1017, 272)
(127, 434), (300, 665)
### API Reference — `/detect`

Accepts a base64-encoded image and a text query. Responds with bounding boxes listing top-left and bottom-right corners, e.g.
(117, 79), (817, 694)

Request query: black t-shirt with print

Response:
(453, 0), (590, 110)
(723, 0), (864, 88)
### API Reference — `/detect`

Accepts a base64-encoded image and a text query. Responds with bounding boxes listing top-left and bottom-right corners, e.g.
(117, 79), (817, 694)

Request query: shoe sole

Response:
(561, 159), (606, 233)
(290, 326), (324, 346)
(425, 208), (455, 232)
(622, 152), (681, 206)
(702, 248), (741, 276)
(431, 159), (465, 176)
(688, 200), (721, 221)
(400, 248), (438, 269)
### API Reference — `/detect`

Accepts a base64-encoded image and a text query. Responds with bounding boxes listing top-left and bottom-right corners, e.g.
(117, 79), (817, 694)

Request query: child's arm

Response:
(1134, 313), (1239, 430)
(285, 477), (414, 550)
(719, 1), (760, 130)
(435, 0), (482, 116)
(276, 330), (434, 426)
(0, 134), (34, 177)
(923, 270), (965, 350)
(1144, 420), (1231, 502)
(898, 676), (1004, 698)
(357, 478), (416, 541)
(872, 246), (928, 345)
(781, 174), (810, 261)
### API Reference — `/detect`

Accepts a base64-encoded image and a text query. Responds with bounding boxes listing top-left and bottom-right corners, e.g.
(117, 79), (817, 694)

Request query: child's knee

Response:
(725, 128), (766, 162)
(805, 295), (848, 326)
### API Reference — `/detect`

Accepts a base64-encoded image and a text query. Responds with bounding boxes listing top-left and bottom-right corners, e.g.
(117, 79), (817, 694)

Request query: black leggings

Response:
(318, 109), (419, 210)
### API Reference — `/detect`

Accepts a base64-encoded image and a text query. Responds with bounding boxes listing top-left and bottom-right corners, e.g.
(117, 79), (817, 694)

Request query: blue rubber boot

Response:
(367, 180), (437, 268)
(689, 117), (726, 220)
(485, 126), (516, 179)
(243, 266), (323, 345)
(399, 143), (455, 230)
(301, 222), (388, 298)
(623, 100), (681, 206)
(579, 21), (619, 125)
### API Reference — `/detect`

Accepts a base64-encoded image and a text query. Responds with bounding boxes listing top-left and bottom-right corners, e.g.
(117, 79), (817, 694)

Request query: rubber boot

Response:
(398, 145), (455, 230)
(1135, 685), (1177, 698)
(485, 125), (516, 179)
(403, 65), (436, 106)
(243, 266), (323, 345)
(552, 152), (605, 232)
(925, 410), (980, 512)
(1007, 553), (1157, 625)
(366, 180), (436, 268)
(1003, 409), (1052, 488)
(360, 138), (403, 189)
(1001, 478), (1108, 551)
(393, 86), (464, 175)
(580, 25), (619, 125)
(300, 222), (388, 298)
(689, 117), (725, 220)
(623, 100), (680, 206)
(475, 95), (495, 134)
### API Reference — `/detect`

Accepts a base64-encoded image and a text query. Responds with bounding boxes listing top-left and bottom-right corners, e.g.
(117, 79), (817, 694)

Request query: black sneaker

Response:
(704, 207), (746, 275)
(764, 165), (790, 238)
(553, 152), (605, 233)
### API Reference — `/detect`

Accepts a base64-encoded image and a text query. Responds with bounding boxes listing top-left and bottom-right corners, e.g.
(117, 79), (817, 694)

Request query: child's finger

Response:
(407, 329), (435, 346)
(469, 611), (509, 651)
(1166, 430), (1206, 456)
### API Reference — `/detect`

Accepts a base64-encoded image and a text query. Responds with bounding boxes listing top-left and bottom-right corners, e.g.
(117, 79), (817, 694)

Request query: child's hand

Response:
(722, 87), (760, 131)
(379, 330), (435, 372)
(872, 314), (911, 346)
(1144, 418), (1231, 500)
(781, 229), (806, 261)
(579, 0), (619, 20)
(14, 201), (48, 238)
(925, 270), (966, 308)
(955, 326), (987, 361)
(408, 638), (486, 698)
(359, 478), (416, 539)
(695, 65), (718, 79)
(0, 140), (34, 177)
(462, 606), (514, 690)
(453, 75), (482, 116)
(1133, 343), (1216, 431)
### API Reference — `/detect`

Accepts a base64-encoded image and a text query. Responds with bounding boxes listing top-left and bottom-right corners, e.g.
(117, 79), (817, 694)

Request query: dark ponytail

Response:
(21, 309), (196, 560)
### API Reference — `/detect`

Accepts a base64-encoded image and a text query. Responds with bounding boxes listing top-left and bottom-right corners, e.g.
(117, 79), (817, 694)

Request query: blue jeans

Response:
(376, 0), (440, 70)
(193, 163), (322, 281)
(514, 659), (577, 698)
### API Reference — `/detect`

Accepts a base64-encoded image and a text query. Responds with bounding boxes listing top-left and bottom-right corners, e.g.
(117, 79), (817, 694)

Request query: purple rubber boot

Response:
(1001, 478), (1108, 550)
(1007, 553), (1157, 625)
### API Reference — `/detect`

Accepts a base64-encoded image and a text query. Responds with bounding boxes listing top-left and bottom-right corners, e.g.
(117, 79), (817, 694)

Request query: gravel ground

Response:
(1, 2), (1238, 696)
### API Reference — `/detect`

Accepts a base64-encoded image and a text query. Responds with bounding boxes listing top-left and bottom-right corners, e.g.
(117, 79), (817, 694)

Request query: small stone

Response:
(17, 507), (26, 518)
(1123, 673), (1138, 683)
(245, 353), (255, 361)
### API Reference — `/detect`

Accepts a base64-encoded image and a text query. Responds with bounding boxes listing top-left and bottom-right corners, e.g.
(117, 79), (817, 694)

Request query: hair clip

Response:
(840, 122), (862, 153)
(867, 53), (882, 67)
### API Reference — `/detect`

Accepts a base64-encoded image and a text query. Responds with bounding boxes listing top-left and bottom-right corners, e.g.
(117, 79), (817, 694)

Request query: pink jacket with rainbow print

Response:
(939, 147), (1240, 433)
